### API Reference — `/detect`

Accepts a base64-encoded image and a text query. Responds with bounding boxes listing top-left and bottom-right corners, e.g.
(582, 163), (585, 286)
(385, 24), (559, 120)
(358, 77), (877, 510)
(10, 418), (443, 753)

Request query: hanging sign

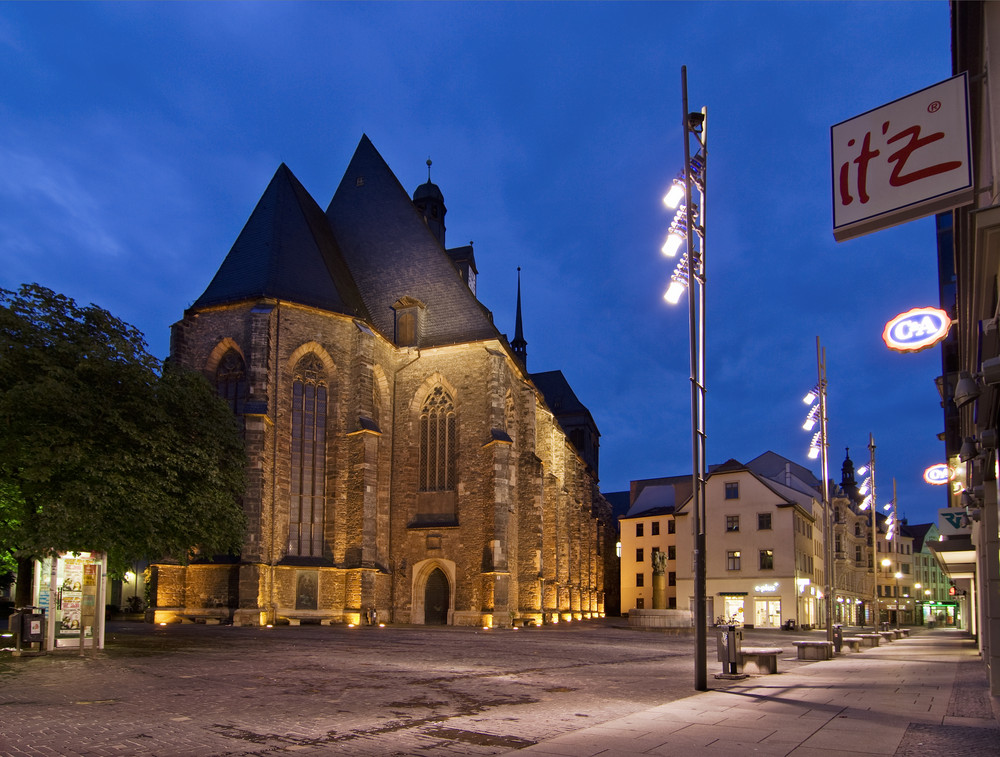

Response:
(923, 464), (953, 485)
(832, 73), (973, 242)
(882, 306), (952, 352)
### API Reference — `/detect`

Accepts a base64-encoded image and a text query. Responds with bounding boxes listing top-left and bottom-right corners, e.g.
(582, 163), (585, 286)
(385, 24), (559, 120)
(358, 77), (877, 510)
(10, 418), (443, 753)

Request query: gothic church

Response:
(150, 136), (614, 627)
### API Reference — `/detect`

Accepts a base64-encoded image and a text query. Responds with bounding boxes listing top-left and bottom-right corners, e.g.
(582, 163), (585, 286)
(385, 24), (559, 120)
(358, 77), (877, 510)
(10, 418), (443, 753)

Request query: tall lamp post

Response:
(661, 65), (708, 691)
(858, 434), (878, 628)
(803, 338), (834, 643)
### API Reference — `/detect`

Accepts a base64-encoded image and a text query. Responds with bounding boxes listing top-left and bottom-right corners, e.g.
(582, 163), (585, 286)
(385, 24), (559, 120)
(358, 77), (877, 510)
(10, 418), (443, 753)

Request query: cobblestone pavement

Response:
(0, 619), (822, 757)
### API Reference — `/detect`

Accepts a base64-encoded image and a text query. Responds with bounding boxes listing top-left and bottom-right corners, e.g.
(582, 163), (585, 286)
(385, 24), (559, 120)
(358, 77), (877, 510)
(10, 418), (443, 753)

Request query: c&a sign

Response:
(832, 74), (973, 242)
(882, 306), (952, 353)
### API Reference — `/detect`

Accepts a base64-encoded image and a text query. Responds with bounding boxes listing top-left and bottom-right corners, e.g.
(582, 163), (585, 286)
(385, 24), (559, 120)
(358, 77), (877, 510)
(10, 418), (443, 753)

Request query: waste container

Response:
(9, 607), (45, 654)
(716, 624), (742, 675)
(21, 609), (45, 643)
(832, 623), (843, 654)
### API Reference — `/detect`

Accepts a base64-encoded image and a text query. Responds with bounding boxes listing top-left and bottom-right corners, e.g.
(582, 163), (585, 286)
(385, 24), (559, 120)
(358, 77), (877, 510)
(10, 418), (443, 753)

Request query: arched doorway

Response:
(424, 568), (450, 625)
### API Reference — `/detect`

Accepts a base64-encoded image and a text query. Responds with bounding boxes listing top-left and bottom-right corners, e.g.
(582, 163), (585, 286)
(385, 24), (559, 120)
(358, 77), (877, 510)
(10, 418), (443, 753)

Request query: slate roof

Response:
(192, 163), (368, 318)
(530, 370), (588, 416)
(325, 135), (499, 346)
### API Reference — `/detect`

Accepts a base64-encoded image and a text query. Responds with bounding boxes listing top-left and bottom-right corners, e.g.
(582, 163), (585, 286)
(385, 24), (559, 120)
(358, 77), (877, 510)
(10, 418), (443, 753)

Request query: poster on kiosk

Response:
(32, 551), (106, 651)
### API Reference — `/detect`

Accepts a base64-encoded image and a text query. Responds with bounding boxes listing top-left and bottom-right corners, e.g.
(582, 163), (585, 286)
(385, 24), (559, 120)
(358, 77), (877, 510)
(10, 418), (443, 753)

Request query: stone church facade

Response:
(149, 135), (614, 627)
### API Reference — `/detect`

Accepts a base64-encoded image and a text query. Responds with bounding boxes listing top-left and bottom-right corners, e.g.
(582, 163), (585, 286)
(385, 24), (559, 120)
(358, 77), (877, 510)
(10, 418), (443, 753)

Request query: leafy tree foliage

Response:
(0, 284), (246, 578)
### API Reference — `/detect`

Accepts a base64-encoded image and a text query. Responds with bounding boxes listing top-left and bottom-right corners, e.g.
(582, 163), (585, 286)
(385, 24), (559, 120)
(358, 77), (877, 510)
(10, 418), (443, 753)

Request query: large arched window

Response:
(419, 386), (456, 491)
(215, 349), (247, 416)
(289, 354), (327, 557)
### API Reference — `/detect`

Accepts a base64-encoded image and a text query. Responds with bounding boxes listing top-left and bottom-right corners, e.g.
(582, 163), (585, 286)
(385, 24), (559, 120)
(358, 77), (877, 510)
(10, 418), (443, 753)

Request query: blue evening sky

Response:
(0, 2), (951, 525)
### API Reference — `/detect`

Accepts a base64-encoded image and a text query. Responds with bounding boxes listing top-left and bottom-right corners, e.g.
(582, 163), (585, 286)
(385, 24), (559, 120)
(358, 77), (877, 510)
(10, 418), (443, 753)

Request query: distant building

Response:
(150, 136), (614, 627)
(618, 476), (687, 613)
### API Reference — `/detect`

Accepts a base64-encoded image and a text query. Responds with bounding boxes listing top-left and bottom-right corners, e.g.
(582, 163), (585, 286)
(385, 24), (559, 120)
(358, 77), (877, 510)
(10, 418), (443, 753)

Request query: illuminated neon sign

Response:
(882, 307), (952, 353)
(923, 464), (953, 485)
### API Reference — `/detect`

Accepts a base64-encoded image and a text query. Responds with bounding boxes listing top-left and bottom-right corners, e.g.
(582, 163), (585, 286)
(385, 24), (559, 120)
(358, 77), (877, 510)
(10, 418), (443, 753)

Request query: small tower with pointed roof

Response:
(412, 158), (446, 246)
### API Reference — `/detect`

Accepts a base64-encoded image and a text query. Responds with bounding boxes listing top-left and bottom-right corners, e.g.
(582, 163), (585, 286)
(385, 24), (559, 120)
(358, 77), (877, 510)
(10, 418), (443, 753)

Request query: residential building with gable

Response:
(674, 452), (825, 629)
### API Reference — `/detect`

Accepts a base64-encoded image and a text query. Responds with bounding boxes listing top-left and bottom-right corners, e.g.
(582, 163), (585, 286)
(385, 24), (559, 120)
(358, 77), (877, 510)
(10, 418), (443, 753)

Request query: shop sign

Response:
(754, 582), (779, 593)
(832, 73), (973, 241)
(939, 508), (973, 535)
(882, 307), (952, 352)
(923, 464), (953, 485)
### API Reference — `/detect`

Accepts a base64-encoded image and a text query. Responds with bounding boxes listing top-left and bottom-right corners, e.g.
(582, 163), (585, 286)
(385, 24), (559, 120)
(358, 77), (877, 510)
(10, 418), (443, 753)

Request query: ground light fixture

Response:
(660, 65), (708, 691)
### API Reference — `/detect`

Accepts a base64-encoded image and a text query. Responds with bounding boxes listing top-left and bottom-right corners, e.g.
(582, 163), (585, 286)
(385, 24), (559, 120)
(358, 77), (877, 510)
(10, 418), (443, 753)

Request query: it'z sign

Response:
(832, 74), (973, 242)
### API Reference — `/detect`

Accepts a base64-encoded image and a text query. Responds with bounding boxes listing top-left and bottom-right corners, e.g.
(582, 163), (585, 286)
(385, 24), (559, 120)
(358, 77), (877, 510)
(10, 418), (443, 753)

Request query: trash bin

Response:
(21, 609), (45, 643)
(716, 624), (742, 675)
(832, 623), (843, 654)
(9, 607), (45, 654)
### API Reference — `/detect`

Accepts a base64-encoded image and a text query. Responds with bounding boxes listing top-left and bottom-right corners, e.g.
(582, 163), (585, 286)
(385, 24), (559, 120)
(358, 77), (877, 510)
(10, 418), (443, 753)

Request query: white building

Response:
(675, 452), (827, 629)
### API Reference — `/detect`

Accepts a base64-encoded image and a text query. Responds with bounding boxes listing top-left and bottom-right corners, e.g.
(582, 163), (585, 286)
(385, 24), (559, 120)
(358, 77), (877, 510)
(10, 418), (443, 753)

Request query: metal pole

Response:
(817, 338), (834, 643)
(681, 65), (708, 692)
(868, 434), (878, 629)
(893, 478), (900, 629)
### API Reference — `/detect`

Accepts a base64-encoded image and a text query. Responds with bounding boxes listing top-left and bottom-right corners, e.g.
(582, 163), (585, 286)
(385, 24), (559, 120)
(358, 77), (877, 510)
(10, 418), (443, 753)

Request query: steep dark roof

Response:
(325, 135), (499, 346)
(902, 522), (935, 552)
(530, 370), (587, 415)
(192, 164), (367, 318)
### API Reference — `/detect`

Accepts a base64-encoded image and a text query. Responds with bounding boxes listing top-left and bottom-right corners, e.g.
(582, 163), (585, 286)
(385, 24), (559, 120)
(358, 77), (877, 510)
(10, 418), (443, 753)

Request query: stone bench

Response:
(738, 646), (783, 675)
(842, 636), (864, 652)
(793, 640), (834, 660)
(177, 614), (224, 625)
(899, 628), (910, 637)
(879, 631), (895, 642)
(857, 634), (881, 647)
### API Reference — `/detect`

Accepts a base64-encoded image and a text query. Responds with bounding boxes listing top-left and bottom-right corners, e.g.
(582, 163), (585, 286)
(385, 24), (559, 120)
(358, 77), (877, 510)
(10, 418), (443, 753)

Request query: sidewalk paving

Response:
(506, 628), (1000, 757)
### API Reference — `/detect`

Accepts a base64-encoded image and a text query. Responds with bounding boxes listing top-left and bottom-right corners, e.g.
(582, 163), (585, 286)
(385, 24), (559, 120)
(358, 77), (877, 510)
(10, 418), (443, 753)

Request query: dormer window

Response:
(392, 296), (425, 347)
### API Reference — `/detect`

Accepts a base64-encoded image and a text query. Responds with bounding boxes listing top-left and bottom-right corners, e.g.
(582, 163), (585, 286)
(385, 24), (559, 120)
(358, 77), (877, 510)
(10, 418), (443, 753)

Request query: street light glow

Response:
(663, 178), (685, 209)
(664, 279), (686, 304)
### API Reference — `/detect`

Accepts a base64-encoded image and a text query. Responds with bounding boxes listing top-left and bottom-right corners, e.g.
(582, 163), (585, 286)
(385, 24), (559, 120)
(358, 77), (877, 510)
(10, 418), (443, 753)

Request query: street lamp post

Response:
(803, 338), (833, 643)
(661, 65), (708, 691)
(881, 558), (891, 627)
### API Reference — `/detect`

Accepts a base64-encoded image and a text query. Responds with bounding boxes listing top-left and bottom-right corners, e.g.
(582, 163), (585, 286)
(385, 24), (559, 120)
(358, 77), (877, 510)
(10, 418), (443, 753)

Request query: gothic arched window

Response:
(289, 354), (327, 557)
(419, 386), (456, 491)
(215, 349), (247, 416)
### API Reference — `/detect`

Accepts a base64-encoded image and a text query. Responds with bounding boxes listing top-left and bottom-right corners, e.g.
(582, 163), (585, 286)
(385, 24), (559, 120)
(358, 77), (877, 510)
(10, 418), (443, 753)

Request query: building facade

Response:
(675, 453), (825, 630)
(149, 136), (614, 627)
(617, 476), (685, 613)
(934, 1), (1000, 695)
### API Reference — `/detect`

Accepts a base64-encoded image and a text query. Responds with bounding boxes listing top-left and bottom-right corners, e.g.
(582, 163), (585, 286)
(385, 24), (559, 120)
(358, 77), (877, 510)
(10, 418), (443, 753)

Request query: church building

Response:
(149, 135), (614, 627)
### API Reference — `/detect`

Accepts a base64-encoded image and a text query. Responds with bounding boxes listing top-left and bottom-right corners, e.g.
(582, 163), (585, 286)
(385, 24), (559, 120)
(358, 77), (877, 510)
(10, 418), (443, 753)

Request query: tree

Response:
(0, 284), (246, 596)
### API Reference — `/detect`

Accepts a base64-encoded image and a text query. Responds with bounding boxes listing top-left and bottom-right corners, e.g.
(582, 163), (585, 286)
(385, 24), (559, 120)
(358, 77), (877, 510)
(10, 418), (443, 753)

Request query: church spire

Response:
(512, 267), (527, 366)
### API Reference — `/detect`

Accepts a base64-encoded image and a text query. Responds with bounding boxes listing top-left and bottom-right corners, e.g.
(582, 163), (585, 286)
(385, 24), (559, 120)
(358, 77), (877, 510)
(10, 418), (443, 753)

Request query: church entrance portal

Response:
(424, 568), (450, 624)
